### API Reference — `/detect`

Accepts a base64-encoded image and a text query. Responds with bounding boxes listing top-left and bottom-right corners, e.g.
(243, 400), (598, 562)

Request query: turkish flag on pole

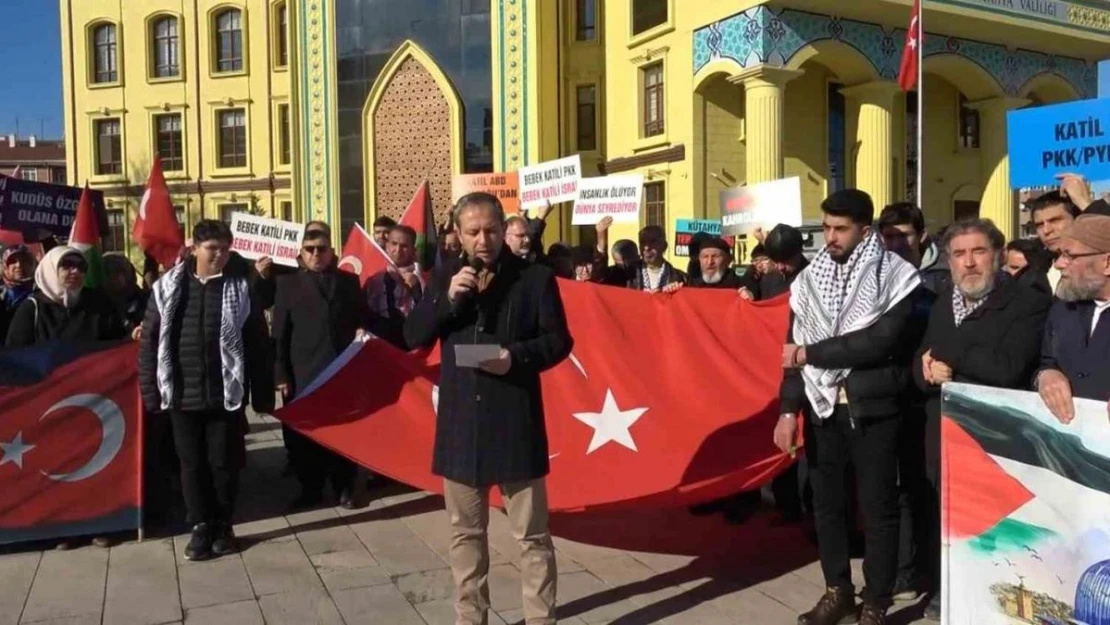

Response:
(399, 181), (438, 272)
(133, 157), (185, 269)
(0, 343), (141, 544)
(277, 283), (795, 511)
(337, 223), (392, 287)
(898, 0), (921, 91)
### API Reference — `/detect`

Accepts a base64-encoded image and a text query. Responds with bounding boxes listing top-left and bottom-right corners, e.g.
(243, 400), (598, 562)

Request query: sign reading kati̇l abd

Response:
(1007, 98), (1110, 188)
(571, 174), (644, 225)
(228, 212), (305, 268)
(451, 172), (521, 214)
(517, 155), (582, 210)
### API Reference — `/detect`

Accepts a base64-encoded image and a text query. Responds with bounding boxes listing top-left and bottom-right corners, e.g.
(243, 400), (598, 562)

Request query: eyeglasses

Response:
(303, 245), (331, 254)
(59, 258), (88, 272)
(1058, 250), (1107, 263)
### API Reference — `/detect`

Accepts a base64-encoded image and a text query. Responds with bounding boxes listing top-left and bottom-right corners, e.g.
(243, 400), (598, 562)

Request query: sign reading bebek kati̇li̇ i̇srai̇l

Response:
(517, 155), (582, 210)
(229, 212), (306, 268)
(571, 174), (644, 225)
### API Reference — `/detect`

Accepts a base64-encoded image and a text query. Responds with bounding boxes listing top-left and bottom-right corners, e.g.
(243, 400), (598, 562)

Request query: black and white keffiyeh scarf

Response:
(790, 233), (921, 418)
(152, 262), (251, 411)
(951, 284), (991, 326)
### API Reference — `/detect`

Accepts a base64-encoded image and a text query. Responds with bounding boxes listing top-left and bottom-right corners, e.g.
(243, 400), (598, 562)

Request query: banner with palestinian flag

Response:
(941, 383), (1110, 624)
(399, 181), (438, 273)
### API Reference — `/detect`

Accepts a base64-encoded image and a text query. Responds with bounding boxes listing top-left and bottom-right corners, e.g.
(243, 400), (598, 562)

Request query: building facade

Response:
(64, 0), (1110, 260)
(59, 0), (293, 257)
(0, 136), (67, 184)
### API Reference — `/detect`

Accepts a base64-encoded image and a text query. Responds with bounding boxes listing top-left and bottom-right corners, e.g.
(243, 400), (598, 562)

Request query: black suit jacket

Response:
(272, 269), (371, 397)
(1038, 299), (1110, 402)
(404, 249), (573, 487)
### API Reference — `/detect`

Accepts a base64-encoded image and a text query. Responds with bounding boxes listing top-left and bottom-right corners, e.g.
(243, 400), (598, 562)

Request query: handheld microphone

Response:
(453, 256), (486, 309)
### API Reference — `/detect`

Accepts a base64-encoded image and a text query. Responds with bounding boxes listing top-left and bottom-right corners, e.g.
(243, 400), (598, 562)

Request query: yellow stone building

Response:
(62, 0), (1110, 261)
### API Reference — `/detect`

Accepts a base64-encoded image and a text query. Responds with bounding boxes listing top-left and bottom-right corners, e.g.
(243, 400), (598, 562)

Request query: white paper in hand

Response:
(455, 344), (502, 368)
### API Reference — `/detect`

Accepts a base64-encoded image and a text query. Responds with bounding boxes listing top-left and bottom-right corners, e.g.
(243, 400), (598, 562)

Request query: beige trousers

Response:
(443, 478), (557, 625)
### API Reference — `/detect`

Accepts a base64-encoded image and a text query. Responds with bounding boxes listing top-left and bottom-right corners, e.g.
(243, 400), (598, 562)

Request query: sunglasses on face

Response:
(60, 258), (87, 272)
(303, 245), (331, 254)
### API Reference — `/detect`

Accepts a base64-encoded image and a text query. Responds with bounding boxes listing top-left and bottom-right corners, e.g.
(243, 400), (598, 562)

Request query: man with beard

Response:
(0, 245), (35, 340)
(911, 218), (1049, 619)
(687, 237), (741, 288)
(617, 225), (685, 292)
(776, 189), (922, 625)
(365, 224), (424, 348)
(1036, 214), (1110, 424)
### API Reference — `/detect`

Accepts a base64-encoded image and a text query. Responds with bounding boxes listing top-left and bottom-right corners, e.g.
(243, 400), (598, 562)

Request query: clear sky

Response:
(0, 0), (63, 140)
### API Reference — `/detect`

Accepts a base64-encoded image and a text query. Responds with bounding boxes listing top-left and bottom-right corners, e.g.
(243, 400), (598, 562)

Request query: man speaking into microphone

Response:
(405, 192), (573, 625)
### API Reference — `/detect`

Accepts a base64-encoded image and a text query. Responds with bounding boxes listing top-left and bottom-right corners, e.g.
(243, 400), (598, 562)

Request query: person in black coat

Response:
(139, 220), (274, 562)
(6, 246), (127, 347)
(404, 192), (572, 625)
(911, 218), (1050, 617)
(686, 237), (742, 289)
(273, 228), (372, 509)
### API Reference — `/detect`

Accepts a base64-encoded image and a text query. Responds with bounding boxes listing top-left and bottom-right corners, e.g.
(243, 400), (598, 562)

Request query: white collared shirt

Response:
(1092, 300), (1110, 336)
(193, 272), (223, 285)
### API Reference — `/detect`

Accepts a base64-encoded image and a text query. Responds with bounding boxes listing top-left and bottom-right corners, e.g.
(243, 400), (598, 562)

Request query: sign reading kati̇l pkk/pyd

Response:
(0, 175), (108, 237)
(674, 219), (736, 257)
(1007, 98), (1110, 188)
(451, 172), (521, 214)
(571, 174), (644, 225)
(518, 155), (582, 210)
(719, 177), (803, 236)
(229, 213), (305, 268)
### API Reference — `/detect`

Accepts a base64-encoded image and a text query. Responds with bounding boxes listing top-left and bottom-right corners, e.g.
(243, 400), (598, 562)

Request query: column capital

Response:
(728, 65), (805, 89)
(966, 96), (1031, 114)
(839, 81), (902, 104)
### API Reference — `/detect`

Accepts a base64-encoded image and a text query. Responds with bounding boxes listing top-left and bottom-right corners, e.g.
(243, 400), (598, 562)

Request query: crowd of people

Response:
(3, 171), (1110, 625)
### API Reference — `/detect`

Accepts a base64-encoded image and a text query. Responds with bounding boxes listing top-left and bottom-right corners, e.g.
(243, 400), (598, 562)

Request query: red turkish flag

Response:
(133, 157), (185, 269)
(277, 282), (794, 511)
(898, 0), (921, 91)
(337, 223), (392, 288)
(0, 343), (141, 543)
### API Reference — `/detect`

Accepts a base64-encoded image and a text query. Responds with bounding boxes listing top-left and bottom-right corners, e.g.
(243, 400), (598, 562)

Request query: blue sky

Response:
(0, 0), (63, 139)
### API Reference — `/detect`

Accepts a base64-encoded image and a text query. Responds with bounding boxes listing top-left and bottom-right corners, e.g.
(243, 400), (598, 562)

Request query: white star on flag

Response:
(572, 388), (648, 454)
(0, 432), (35, 469)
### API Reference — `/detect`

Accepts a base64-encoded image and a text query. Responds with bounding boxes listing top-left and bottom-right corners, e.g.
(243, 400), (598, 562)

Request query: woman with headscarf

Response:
(5, 246), (126, 347)
(0, 245), (36, 340)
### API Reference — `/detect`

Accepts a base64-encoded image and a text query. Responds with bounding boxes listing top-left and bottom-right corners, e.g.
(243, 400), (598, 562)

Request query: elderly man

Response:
(365, 224), (424, 348)
(1037, 214), (1110, 424)
(404, 192), (573, 625)
(687, 237), (741, 289)
(911, 218), (1050, 618)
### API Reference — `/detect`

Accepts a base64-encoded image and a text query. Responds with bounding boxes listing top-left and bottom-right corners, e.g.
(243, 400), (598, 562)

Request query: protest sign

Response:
(941, 383), (1110, 625)
(451, 172), (520, 214)
(674, 219), (735, 257)
(571, 174), (643, 225)
(228, 212), (305, 268)
(1007, 99), (1110, 188)
(0, 175), (107, 238)
(719, 177), (803, 236)
(518, 155), (581, 210)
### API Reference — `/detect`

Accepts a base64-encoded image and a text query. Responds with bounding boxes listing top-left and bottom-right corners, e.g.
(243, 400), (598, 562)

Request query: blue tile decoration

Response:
(693, 5), (1096, 98)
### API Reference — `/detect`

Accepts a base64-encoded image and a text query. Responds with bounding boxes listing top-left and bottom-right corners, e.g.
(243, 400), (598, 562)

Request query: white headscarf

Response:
(35, 246), (85, 307)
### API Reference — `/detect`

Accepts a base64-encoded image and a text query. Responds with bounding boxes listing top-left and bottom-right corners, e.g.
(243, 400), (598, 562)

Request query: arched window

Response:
(91, 23), (118, 83)
(152, 16), (180, 78)
(274, 2), (288, 68)
(214, 9), (243, 73)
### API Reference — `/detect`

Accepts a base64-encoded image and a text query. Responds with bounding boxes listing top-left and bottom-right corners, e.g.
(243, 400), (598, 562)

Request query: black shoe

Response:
(184, 523), (213, 561)
(338, 488), (365, 510)
(798, 587), (856, 625)
(210, 523), (237, 556)
(923, 592), (941, 620)
(859, 603), (887, 625)
(891, 575), (922, 602)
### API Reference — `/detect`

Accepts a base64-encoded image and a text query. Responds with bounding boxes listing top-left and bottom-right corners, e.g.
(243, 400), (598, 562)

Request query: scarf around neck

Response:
(35, 246), (85, 308)
(790, 233), (921, 418)
(951, 279), (995, 326)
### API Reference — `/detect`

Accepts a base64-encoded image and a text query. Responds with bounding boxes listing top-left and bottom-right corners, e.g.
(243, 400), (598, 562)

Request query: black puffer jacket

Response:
(139, 255), (273, 414)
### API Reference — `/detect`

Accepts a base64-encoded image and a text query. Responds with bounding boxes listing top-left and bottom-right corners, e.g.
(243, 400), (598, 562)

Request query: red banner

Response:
(0, 343), (142, 543)
(278, 281), (794, 511)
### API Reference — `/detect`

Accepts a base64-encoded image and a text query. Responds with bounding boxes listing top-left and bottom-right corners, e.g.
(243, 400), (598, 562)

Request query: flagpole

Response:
(916, 0), (924, 210)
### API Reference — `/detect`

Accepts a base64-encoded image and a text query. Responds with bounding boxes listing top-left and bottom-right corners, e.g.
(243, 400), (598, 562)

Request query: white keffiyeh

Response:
(152, 262), (251, 411)
(790, 233), (921, 419)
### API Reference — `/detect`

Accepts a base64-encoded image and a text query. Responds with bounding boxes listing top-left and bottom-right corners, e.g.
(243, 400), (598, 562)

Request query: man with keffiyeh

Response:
(775, 189), (923, 625)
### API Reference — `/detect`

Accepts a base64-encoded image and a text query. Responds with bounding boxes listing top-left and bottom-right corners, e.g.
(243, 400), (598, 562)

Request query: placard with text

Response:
(229, 213), (305, 268)
(572, 174), (643, 225)
(518, 155), (582, 210)
(1008, 98), (1110, 188)
(451, 172), (521, 214)
(719, 177), (803, 236)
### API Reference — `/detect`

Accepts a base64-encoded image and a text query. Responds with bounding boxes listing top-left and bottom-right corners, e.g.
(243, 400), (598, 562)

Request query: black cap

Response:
(750, 243), (767, 259)
(698, 236), (732, 255)
(764, 224), (804, 263)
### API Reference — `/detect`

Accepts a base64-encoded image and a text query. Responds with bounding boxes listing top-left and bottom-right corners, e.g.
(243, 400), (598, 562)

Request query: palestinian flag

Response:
(941, 383), (1110, 624)
(69, 185), (106, 288)
(399, 181), (438, 273)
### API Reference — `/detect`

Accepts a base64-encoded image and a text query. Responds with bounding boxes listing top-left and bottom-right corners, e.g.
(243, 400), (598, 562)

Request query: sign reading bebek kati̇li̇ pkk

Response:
(719, 177), (804, 236)
(517, 154), (582, 210)
(0, 175), (108, 237)
(571, 174), (644, 225)
(229, 212), (305, 268)
(1007, 98), (1110, 188)
(451, 172), (521, 214)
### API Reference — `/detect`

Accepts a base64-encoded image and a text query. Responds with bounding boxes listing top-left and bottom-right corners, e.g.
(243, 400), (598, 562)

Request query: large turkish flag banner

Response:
(0, 343), (141, 544)
(278, 281), (794, 511)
